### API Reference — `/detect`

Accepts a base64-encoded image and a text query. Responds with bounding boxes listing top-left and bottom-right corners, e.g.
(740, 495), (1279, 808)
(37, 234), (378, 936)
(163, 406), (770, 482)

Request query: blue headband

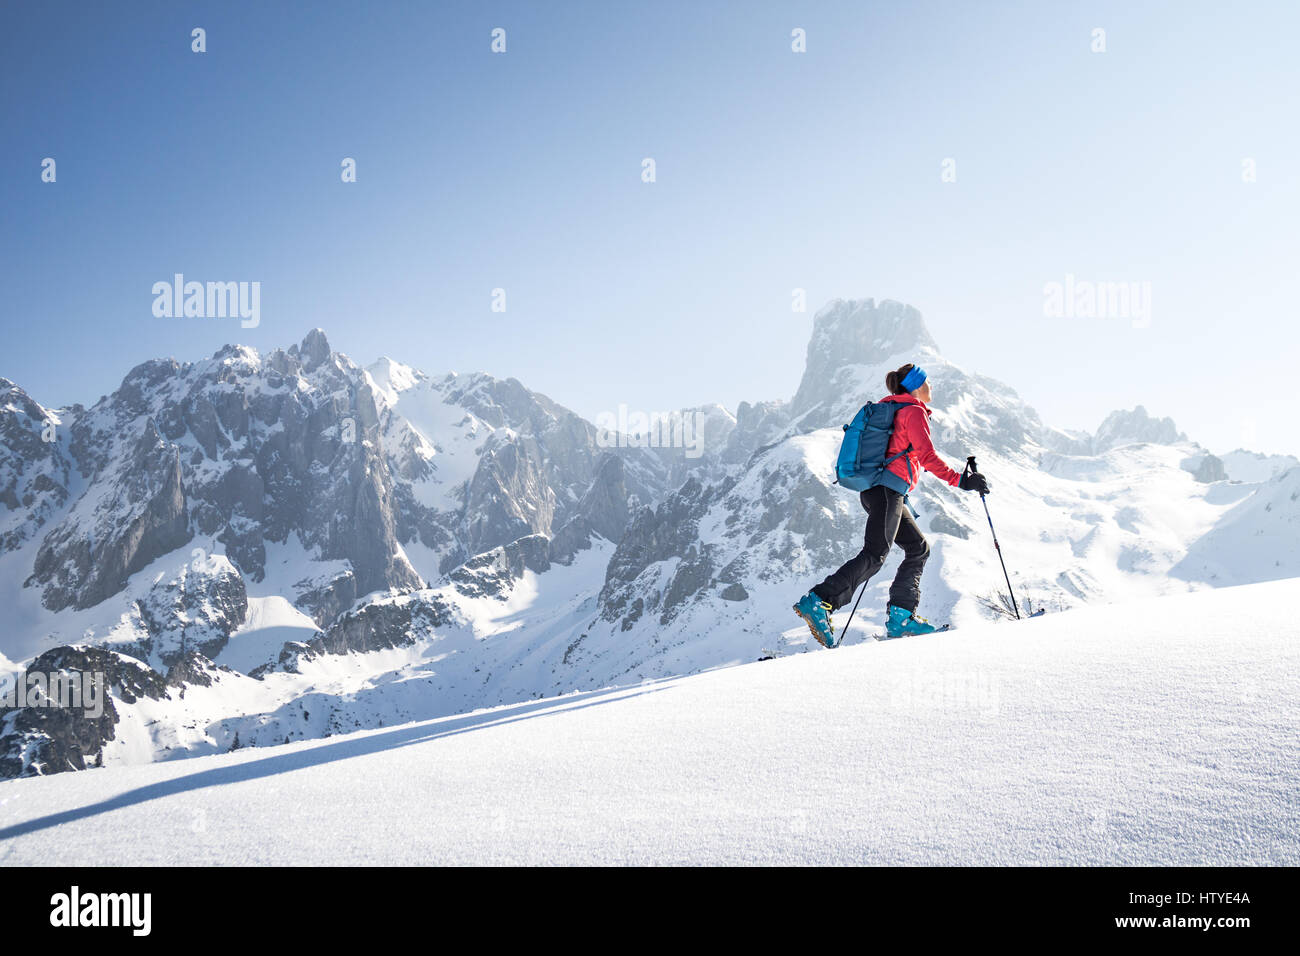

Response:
(900, 365), (927, 392)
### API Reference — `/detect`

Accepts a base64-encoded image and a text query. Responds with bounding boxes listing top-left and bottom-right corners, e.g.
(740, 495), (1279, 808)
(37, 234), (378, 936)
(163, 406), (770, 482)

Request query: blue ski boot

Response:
(885, 604), (948, 639)
(793, 591), (837, 648)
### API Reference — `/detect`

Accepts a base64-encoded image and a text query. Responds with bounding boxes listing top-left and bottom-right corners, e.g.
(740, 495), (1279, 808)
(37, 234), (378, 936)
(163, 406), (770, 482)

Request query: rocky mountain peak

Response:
(805, 298), (937, 373)
(1093, 405), (1186, 453)
(299, 328), (332, 371)
(789, 298), (941, 424)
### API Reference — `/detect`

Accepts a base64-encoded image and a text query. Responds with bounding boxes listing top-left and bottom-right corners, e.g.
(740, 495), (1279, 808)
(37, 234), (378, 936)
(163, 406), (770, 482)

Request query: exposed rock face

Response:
(27, 420), (190, 611)
(163, 650), (229, 690)
(127, 555), (249, 669)
(0, 379), (77, 554)
(3, 329), (687, 732)
(635, 403), (738, 489)
(718, 583), (748, 601)
(1093, 405), (1186, 453)
(550, 455), (632, 563)
(365, 361), (673, 580)
(450, 533), (551, 599)
(299, 328), (332, 371)
(0, 646), (170, 778)
(1191, 453), (1228, 484)
(293, 568), (359, 628)
(599, 477), (721, 629)
(320, 593), (455, 655)
(249, 639), (325, 679)
(15, 330), (447, 615)
(319, 438), (423, 596)
(720, 399), (791, 466)
(461, 434), (557, 559)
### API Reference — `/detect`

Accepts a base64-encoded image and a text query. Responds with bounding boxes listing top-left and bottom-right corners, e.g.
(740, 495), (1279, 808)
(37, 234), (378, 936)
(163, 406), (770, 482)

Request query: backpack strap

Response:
(876, 444), (919, 516)
(879, 443), (913, 482)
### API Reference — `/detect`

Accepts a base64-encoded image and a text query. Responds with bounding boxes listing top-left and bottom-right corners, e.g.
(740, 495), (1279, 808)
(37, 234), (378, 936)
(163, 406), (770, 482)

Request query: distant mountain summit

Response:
(791, 299), (940, 421)
(1093, 405), (1186, 453)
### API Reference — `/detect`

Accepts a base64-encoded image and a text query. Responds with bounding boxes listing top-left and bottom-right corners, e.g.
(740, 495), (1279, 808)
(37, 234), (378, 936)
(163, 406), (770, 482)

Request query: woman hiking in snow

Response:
(793, 363), (990, 647)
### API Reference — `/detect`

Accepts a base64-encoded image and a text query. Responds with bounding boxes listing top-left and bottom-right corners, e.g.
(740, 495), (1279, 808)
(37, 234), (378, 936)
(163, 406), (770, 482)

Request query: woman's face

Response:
(915, 381), (933, 403)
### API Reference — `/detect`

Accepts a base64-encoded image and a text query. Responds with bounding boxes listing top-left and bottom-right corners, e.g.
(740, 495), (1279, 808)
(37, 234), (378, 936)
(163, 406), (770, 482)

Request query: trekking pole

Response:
(966, 455), (1020, 620)
(839, 579), (868, 647)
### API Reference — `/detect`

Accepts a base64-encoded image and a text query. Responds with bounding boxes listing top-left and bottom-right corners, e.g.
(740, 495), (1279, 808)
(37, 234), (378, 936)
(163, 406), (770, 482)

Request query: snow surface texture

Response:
(1, 578), (1296, 865)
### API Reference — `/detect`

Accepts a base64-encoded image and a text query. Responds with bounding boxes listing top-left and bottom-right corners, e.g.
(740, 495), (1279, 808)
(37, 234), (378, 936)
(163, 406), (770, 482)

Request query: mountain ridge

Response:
(3, 302), (1296, 777)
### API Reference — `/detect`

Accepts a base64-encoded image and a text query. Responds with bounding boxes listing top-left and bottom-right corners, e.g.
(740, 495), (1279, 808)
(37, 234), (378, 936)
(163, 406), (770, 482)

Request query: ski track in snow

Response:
(1, 577), (1296, 866)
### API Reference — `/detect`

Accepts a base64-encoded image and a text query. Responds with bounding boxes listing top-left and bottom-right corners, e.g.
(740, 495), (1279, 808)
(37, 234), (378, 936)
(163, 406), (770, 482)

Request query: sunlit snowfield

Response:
(2, 577), (1296, 866)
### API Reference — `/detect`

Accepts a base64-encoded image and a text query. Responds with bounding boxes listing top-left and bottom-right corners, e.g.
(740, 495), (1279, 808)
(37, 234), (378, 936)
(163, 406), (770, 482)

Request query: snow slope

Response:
(2, 577), (1296, 865)
(1172, 466), (1300, 586)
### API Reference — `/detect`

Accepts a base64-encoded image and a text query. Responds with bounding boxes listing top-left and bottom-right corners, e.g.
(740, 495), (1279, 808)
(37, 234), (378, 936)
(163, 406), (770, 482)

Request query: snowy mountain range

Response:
(2, 299), (1297, 777)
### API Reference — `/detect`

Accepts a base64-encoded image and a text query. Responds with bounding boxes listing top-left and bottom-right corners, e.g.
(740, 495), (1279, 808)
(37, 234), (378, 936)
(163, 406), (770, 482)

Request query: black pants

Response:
(811, 485), (930, 611)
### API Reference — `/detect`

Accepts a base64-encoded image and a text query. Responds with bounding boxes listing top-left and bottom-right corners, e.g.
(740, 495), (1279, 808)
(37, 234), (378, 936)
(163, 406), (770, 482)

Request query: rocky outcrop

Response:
(0, 646), (170, 778)
(293, 568), (359, 628)
(249, 639), (325, 679)
(320, 593), (455, 655)
(449, 533), (551, 599)
(128, 555), (249, 669)
(164, 650), (227, 690)
(1191, 453), (1228, 484)
(598, 477), (721, 629)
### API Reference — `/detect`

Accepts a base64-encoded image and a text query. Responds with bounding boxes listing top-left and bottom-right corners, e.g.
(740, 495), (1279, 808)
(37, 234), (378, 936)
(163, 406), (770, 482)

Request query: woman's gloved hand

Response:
(959, 470), (991, 494)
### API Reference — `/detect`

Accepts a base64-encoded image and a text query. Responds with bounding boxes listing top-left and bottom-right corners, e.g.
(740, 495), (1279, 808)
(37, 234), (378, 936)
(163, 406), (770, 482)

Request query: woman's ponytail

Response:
(886, 363), (915, 395)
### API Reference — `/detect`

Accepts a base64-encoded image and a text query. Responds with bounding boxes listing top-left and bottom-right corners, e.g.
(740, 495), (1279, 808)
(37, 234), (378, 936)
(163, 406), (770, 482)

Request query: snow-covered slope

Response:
(1, 577), (1295, 865)
(1220, 449), (1300, 484)
(1172, 466), (1300, 585)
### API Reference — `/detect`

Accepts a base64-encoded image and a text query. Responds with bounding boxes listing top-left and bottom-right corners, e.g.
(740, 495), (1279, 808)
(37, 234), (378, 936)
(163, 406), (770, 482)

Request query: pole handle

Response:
(963, 456), (983, 497)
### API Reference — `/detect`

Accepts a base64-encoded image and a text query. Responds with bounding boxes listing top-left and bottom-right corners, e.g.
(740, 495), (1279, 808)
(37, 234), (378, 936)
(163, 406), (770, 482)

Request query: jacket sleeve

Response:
(904, 406), (961, 487)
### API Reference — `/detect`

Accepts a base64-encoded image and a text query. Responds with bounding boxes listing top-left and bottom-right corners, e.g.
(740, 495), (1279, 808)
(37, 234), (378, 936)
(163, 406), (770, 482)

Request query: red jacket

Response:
(880, 393), (961, 492)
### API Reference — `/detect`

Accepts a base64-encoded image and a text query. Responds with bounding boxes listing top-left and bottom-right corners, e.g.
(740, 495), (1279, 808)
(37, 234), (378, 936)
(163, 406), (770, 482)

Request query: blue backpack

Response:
(834, 401), (914, 495)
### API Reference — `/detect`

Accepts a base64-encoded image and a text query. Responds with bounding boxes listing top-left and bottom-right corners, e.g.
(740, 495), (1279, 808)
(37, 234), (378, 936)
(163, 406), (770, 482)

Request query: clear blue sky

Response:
(3, 1), (1298, 455)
